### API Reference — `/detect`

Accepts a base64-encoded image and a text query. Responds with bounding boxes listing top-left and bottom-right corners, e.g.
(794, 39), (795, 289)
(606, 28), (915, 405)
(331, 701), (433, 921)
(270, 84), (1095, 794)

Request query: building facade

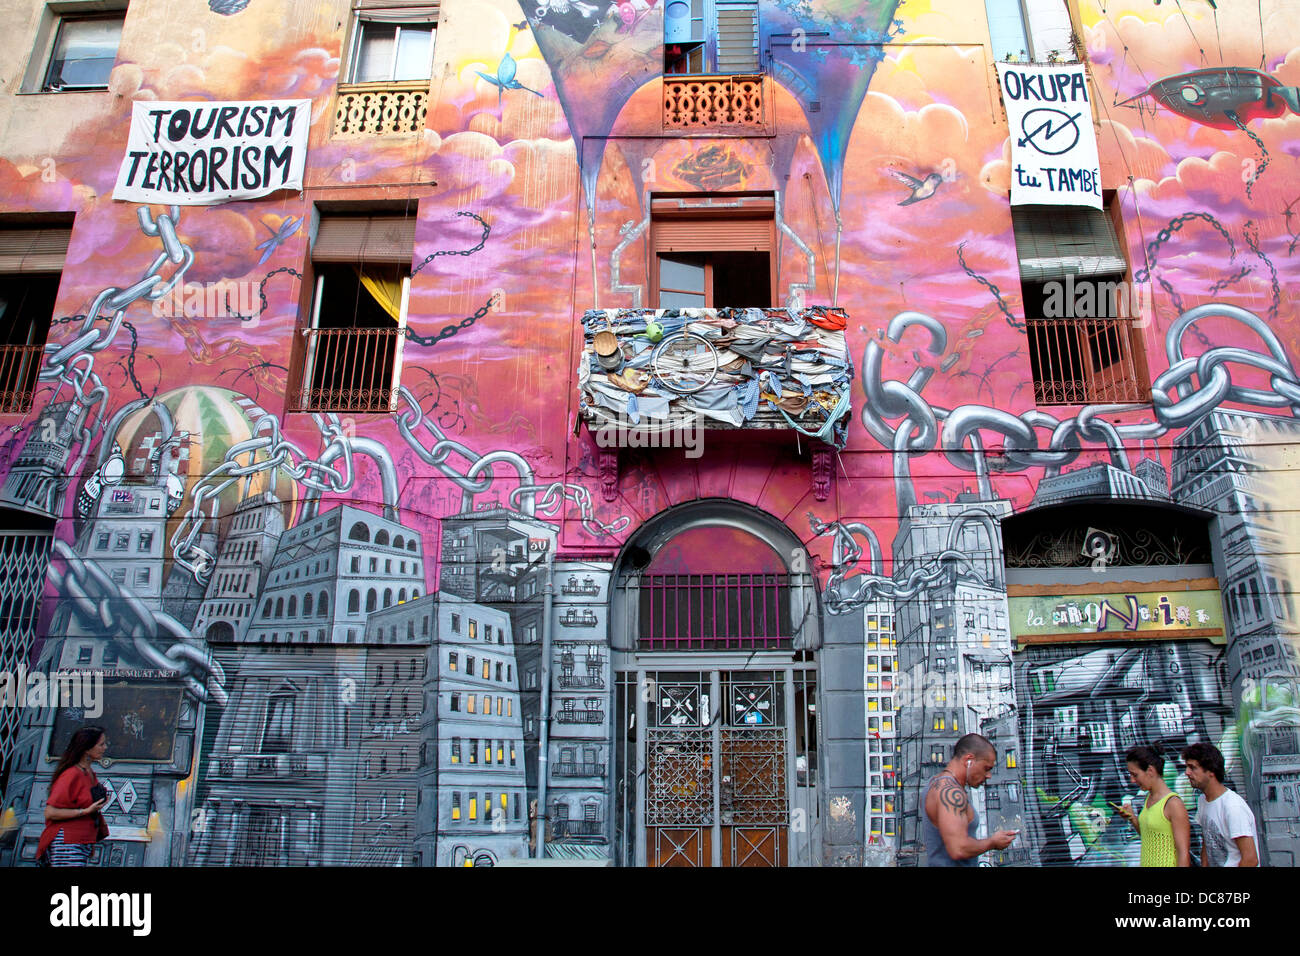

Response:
(0, 0), (1298, 868)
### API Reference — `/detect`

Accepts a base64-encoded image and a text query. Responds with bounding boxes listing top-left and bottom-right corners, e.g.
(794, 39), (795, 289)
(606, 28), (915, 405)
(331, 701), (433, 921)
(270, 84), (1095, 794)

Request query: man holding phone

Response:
(923, 733), (1019, 866)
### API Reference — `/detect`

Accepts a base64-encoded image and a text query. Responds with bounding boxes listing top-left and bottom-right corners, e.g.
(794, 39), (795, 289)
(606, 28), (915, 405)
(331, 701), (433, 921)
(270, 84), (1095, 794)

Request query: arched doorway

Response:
(610, 500), (820, 867)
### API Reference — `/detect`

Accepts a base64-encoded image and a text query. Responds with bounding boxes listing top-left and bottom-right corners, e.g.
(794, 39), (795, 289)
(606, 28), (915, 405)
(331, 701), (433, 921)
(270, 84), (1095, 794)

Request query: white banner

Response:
(113, 100), (310, 205)
(996, 63), (1101, 208)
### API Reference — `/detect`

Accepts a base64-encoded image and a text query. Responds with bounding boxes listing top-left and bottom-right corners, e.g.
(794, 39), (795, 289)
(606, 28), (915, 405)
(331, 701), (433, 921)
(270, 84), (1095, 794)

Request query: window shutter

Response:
(312, 215), (417, 264)
(1012, 205), (1127, 281)
(716, 1), (759, 73)
(651, 196), (774, 252)
(0, 226), (72, 273)
(352, 1), (440, 24)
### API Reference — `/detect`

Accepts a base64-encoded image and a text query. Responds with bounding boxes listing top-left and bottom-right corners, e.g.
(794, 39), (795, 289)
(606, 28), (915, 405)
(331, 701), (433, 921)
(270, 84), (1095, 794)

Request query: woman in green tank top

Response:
(1116, 745), (1191, 867)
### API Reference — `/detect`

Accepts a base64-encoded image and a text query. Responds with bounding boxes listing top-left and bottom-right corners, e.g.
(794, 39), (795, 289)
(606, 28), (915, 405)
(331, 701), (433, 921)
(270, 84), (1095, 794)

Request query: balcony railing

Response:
(556, 709), (604, 724)
(216, 753), (327, 779)
(0, 344), (42, 413)
(558, 673), (605, 689)
(554, 761), (607, 777)
(551, 817), (604, 839)
(1026, 316), (1144, 405)
(664, 74), (764, 129)
(334, 81), (430, 136)
(639, 572), (794, 651)
(295, 326), (400, 413)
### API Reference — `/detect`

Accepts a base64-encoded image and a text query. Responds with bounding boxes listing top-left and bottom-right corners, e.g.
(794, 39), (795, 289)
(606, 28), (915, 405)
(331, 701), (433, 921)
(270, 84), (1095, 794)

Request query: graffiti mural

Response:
(0, 0), (1298, 868)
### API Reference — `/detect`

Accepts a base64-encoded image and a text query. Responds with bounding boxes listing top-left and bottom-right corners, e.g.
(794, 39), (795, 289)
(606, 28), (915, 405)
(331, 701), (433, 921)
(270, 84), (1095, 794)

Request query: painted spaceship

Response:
(1118, 67), (1300, 129)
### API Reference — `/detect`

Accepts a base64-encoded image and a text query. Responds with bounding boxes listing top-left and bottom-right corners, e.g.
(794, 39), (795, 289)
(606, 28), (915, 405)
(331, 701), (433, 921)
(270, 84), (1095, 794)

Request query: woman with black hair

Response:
(1116, 744), (1191, 866)
(37, 726), (110, 866)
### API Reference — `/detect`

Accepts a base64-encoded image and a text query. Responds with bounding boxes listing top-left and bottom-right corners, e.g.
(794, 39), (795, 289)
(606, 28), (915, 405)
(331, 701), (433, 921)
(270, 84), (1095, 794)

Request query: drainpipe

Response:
(534, 549), (555, 858)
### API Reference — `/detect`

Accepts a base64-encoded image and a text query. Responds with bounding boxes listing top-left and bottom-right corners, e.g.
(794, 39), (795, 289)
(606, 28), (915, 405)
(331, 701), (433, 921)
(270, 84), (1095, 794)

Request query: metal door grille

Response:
(646, 728), (713, 826)
(0, 530), (52, 798)
(722, 728), (785, 824)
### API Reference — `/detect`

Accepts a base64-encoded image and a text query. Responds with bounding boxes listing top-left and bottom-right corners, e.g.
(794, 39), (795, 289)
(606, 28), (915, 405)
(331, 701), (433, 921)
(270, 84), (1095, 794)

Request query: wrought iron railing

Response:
(554, 761), (607, 777)
(1026, 316), (1144, 405)
(0, 344), (42, 413)
(295, 326), (401, 412)
(333, 81), (430, 136)
(556, 708), (604, 724)
(558, 673), (605, 689)
(638, 573), (794, 650)
(551, 817), (604, 838)
(664, 74), (764, 129)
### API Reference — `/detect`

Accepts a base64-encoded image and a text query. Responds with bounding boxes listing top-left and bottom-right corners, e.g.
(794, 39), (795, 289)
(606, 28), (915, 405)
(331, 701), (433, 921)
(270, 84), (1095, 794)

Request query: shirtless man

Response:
(923, 733), (1019, 866)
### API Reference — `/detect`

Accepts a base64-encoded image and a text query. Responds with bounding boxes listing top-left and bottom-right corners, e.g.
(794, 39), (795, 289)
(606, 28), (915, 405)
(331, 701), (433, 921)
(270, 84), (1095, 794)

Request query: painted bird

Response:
(476, 53), (544, 111)
(889, 168), (944, 205)
(254, 215), (302, 266)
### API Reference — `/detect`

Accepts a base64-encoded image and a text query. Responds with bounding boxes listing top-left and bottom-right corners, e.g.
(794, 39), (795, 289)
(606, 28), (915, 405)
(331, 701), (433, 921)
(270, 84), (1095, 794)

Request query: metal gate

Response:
(616, 667), (818, 867)
(0, 529), (53, 802)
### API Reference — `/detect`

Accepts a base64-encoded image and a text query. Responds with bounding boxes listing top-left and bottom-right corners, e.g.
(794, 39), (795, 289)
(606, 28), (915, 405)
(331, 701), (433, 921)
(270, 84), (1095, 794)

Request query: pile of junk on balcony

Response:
(578, 307), (853, 447)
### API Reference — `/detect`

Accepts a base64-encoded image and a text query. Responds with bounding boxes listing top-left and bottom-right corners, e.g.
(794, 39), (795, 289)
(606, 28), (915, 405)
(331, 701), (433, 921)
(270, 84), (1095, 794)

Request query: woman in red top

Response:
(37, 726), (109, 866)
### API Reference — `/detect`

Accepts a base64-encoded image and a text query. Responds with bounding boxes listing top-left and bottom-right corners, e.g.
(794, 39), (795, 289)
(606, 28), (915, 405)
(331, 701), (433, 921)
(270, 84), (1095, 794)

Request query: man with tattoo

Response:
(923, 733), (1019, 866)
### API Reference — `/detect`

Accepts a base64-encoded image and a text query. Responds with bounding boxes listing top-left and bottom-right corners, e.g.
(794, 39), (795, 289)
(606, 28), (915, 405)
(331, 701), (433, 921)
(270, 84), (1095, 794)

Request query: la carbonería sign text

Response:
(113, 99), (309, 205)
(996, 63), (1102, 209)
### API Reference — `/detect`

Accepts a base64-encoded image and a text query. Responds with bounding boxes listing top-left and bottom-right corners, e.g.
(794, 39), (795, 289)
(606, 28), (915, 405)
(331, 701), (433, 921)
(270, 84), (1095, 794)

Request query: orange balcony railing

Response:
(664, 74), (764, 130)
(333, 81), (430, 136)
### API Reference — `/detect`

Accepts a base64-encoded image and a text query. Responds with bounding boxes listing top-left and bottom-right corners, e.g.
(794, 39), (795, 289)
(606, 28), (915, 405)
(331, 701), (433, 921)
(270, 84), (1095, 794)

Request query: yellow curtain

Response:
(356, 266), (404, 321)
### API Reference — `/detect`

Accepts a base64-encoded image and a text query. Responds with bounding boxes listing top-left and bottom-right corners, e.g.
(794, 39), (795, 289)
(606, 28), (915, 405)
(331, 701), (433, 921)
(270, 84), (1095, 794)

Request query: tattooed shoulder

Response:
(938, 778), (970, 815)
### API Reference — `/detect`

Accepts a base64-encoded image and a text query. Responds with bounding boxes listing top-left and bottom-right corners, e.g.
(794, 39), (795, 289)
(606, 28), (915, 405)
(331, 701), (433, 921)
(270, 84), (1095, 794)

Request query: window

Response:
(294, 211), (414, 412)
(664, 0), (759, 74)
(451, 613), (461, 633)
(1014, 199), (1146, 405)
(650, 195), (776, 309)
(137, 532), (153, 553)
(985, 0), (1076, 63)
(451, 791), (460, 820)
(481, 660), (490, 680)
(466, 656), (475, 678)
(468, 738), (477, 764)
(448, 652), (458, 672)
(42, 14), (124, 91)
(467, 694), (475, 714)
(347, 4), (438, 84)
(450, 693), (460, 712)
(468, 619), (477, 641)
(262, 694), (295, 753)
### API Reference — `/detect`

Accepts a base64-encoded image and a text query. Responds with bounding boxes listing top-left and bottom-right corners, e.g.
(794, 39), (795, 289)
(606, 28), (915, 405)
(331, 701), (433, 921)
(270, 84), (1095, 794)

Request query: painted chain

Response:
(170, 412), (356, 580)
(46, 539), (229, 705)
(396, 386), (628, 537)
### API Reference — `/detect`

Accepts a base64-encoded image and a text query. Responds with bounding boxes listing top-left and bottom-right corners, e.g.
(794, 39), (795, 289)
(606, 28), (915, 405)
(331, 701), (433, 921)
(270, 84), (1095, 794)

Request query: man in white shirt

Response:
(1182, 742), (1260, 867)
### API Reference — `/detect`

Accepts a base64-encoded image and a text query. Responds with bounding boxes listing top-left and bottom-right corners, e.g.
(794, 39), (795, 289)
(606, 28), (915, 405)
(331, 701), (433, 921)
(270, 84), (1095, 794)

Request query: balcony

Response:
(1026, 316), (1145, 405)
(333, 81), (430, 137)
(579, 307), (851, 501)
(558, 673), (605, 689)
(214, 753), (327, 780)
(551, 816), (605, 840)
(664, 74), (765, 130)
(554, 761), (607, 777)
(556, 708), (604, 724)
(293, 327), (401, 413)
(0, 344), (41, 413)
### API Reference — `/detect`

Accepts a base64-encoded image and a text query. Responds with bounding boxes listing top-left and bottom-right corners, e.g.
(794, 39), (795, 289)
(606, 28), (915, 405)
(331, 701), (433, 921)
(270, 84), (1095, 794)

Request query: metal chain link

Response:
(1243, 219), (1281, 324)
(861, 303), (1300, 519)
(170, 412), (355, 580)
(956, 241), (1024, 331)
(405, 297), (496, 347)
(46, 539), (228, 705)
(396, 386), (628, 537)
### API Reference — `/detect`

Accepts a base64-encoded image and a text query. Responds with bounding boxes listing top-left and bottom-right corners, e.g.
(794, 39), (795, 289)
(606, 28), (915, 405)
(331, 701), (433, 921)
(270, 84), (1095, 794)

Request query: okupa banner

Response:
(113, 99), (310, 205)
(996, 63), (1102, 209)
